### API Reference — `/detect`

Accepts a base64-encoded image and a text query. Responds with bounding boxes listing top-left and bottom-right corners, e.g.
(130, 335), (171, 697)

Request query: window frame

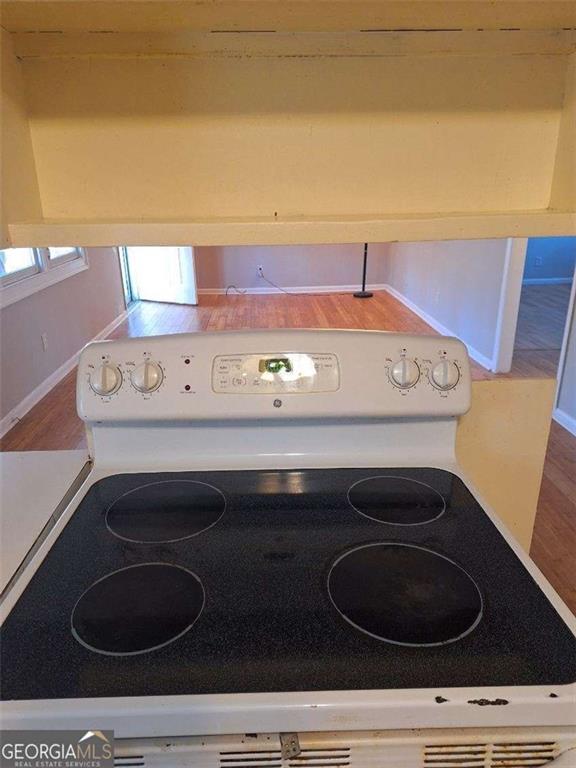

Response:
(45, 246), (83, 267)
(0, 249), (42, 287)
(0, 247), (88, 309)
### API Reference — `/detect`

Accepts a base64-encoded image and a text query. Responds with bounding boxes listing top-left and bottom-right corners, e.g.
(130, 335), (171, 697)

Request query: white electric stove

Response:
(1, 329), (575, 767)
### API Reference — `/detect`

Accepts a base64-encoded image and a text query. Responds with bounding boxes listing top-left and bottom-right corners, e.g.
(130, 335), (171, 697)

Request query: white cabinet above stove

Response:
(77, 330), (471, 422)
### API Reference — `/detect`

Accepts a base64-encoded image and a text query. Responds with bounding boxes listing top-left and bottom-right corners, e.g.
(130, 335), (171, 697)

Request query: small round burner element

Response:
(328, 543), (482, 647)
(106, 480), (225, 543)
(71, 563), (205, 655)
(348, 476), (446, 526)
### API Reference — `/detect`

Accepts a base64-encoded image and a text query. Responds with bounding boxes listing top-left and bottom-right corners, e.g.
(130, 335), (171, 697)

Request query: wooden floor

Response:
(509, 349), (562, 379)
(515, 283), (572, 351)
(511, 282), (573, 378)
(530, 421), (576, 614)
(2, 293), (575, 613)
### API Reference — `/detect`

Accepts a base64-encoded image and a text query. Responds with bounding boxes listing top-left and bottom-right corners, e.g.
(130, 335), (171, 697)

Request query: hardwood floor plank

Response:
(530, 424), (576, 615)
(508, 349), (560, 378)
(515, 283), (572, 351)
(0, 369), (85, 452)
(509, 282), (572, 379)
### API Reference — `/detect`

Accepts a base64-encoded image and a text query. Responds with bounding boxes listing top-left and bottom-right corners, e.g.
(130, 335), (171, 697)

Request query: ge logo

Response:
(273, 399), (282, 408)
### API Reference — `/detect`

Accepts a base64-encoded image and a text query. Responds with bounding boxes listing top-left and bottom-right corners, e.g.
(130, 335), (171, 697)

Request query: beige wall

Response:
(457, 378), (555, 551)
(1, 28), (42, 247)
(0, 248), (125, 420)
(551, 52), (576, 210)
(384, 239), (509, 363)
(195, 243), (389, 291)
(21, 54), (565, 223)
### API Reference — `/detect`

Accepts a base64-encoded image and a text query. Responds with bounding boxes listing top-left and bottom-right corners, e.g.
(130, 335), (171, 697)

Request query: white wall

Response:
(556, 294), (576, 433)
(383, 239), (510, 367)
(0, 248), (125, 422)
(194, 244), (388, 292)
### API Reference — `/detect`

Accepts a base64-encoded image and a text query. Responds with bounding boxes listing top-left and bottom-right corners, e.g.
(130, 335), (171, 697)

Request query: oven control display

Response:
(212, 353), (340, 394)
(259, 357), (292, 374)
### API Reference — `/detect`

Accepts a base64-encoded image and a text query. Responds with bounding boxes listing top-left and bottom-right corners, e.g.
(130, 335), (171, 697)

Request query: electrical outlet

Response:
(257, 265), (264, 277)
(41, 333), (48, 352)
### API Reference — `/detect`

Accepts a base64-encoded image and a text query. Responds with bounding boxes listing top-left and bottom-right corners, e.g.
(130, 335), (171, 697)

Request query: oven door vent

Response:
(424, 742), (559, 768)
(219, 747), (351, 768)
(289, 748), (352, 767)
(114, 756), (146, 768)
(219, 750), (283, 768)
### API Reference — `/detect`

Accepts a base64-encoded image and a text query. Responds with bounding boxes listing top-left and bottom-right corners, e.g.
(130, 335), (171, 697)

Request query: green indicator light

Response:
(261, 358), (292, 374)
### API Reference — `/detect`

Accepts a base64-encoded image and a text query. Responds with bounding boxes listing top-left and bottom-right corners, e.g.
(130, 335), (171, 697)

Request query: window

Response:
(0, 247), (88, 308)
(0, 248), (41, 285)
(48, 247), (81, 265)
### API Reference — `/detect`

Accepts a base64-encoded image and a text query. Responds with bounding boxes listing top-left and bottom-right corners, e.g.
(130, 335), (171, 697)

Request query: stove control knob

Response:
(131, 360), (164, 393)
(431, 359), (460, 390)
(89, 363), (122, 396)
(390, 358), (420, 389)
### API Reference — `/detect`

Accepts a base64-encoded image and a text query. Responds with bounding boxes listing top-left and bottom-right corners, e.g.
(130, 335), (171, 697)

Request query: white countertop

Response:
(0, 450), (90, 594)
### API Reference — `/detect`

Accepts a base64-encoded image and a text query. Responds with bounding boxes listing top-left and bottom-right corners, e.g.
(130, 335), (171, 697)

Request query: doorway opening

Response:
(120, 246), (198, 306)
(512, 237), (576, 379)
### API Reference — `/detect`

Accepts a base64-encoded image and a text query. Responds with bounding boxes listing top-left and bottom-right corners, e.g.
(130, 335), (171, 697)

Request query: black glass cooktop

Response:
(1, 468), (574, 701)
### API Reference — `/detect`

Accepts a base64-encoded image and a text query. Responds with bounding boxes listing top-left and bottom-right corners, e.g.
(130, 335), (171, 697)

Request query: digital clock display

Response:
(259, 358), (293, 374)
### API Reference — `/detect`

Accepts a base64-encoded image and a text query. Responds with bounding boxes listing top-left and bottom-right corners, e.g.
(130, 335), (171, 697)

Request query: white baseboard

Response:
(198, 284), (389, 296)
(522, 277), (573, 286)
(91, 302), (138, 342)
(382, 284), (495, 371)
(0, 303), (137, 439)
(553, 407), (576, 437)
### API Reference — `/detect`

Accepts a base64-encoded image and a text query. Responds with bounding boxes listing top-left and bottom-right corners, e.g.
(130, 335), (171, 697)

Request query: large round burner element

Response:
(348, 476), (446, 526)
(106, 480), (226, 543)
(328, 543), (482, 647)
(71, 563), (205, 656)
